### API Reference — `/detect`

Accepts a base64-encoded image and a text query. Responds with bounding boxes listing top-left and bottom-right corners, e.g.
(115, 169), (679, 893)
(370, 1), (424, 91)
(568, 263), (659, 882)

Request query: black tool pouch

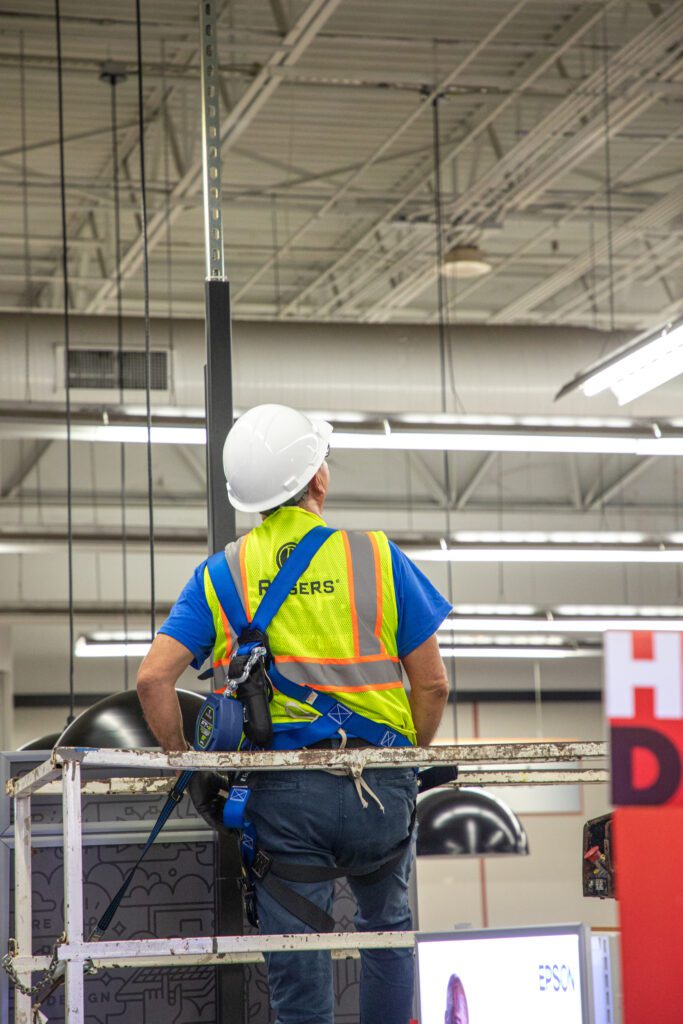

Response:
(229, 629), (274, 748)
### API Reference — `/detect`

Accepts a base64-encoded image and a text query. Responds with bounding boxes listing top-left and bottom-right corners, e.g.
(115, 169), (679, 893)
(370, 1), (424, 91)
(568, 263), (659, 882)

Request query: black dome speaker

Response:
(56, 688), (204, 749)
(416, 786), (529, 856)
(19, 732), (63, 751)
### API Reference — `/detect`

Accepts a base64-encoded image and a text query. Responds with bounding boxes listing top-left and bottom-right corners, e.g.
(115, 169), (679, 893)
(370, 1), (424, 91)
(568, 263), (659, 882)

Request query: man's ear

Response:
(308, 468), (327, 501)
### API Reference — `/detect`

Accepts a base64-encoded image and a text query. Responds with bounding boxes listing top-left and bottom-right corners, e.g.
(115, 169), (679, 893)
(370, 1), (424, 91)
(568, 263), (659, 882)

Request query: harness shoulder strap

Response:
(206, 525), (336, 644)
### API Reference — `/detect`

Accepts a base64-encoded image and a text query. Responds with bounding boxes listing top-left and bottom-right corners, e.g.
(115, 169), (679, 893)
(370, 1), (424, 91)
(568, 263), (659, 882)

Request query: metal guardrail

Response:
(4, 740), (608, 1022)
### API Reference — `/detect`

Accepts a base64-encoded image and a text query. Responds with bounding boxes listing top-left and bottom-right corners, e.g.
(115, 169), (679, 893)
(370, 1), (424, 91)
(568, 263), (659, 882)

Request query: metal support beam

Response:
(199, 6), (241, 1019)
(456, 453), (496, 510)
(569, 455), (583, 510)
(585, 457), (656, 510)
(281, 1), (612, 320)
(0, 440), (51, 499)
(407, 452), (448, 506)
(85, 0), (344, 313)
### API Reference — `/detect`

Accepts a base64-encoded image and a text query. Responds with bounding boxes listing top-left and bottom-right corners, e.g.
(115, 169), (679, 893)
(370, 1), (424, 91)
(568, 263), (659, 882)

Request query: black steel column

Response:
(205, 284), (245, 1024)
(199, 1), (244, 1019)
(205, 278), (236, 553)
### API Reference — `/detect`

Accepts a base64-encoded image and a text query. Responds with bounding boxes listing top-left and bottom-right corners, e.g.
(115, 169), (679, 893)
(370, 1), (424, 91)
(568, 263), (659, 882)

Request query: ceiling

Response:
(2, 0), (683, 707)
(1, 0), (682, 327)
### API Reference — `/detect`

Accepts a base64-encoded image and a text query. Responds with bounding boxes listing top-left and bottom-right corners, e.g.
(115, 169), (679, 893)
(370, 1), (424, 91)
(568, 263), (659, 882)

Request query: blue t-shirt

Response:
(159, 540), (452, 670)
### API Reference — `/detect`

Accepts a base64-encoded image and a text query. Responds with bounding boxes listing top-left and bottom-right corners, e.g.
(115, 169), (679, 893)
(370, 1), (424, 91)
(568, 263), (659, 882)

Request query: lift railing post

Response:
(199, 4), (244, 1022)
(13, 793), (32, 1024)
(62, 759), (84, 1022)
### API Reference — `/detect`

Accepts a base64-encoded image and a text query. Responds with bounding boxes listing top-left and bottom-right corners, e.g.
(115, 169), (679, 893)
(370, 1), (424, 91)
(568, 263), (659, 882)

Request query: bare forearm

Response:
(137, 680), (189, 752)
(409, 686), (448, 746)
(136, 635), (194, 752)
(402, 634), (450, 747)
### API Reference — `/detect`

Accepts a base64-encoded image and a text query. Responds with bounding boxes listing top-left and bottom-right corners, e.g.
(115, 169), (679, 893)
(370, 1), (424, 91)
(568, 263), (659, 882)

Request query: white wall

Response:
(416, 700), (616, 932)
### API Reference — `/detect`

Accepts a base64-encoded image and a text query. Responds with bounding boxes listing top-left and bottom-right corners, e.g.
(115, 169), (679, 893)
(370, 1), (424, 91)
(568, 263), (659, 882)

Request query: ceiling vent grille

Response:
(66, 349), (168, 391)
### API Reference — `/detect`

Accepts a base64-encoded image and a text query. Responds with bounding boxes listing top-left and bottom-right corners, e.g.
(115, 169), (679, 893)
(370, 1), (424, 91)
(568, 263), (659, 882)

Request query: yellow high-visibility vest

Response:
(203, 507), (416, 744)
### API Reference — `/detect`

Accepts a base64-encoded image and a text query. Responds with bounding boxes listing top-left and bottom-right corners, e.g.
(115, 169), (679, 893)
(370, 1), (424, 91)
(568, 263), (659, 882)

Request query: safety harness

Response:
(204, 524), (415, 932)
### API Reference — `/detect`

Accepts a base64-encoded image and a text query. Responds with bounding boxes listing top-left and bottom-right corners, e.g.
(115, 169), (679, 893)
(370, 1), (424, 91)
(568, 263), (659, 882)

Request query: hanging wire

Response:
(431, 96), (449, 418)
(106, 67), (131, 688)
(18, 30), (32, 601)
(431, 92), (457, 737)
(161, 40), (177, 406)
(135, 0), (157, 639)
(55, 0), (76, 724)
(601, 11), (616, 336)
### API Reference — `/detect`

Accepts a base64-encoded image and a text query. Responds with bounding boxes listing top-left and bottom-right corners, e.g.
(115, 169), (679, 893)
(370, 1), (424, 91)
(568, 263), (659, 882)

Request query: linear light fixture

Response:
(439, 645), (598, 660)
(7, 403), (683, 456)
(557, 319), (683, 406)
(75, 636), (151, 658)
(405, 531), (683, 564)
(440, 608), (683, 635)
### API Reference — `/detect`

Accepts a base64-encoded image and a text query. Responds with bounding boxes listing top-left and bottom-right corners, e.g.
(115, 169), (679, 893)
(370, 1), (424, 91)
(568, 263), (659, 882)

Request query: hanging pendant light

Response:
(417, 786), (529, 856)
(442, 244), (492, 279)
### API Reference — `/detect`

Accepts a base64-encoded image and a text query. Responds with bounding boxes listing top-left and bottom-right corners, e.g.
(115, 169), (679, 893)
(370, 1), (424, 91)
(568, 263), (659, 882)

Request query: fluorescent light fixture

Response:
(408, 548), (683, 564)
(438, 604), (683, 636)
(9, 404), (683, 456)
(558, 318), (683, 406)
(439, 646), (596, 660)
(75, 636), (151, 658)
(88, 425), (206, 445)
(331, 429), (683, 457)
(440, 618), (683, 634)
(406, 532), (683, 563)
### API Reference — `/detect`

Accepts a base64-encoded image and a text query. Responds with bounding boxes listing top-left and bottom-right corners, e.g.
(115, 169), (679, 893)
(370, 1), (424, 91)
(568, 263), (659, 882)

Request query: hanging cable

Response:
(431, 92), (457, 736)
(161, 40), (177, 405)
(601, 11), (616, 336)
(135, 0), (157, 639)
(18, 30), (32, 603)
(102, 62), (131, 688)
(431, 95), (449, 418)
(55, 0), (76, 724)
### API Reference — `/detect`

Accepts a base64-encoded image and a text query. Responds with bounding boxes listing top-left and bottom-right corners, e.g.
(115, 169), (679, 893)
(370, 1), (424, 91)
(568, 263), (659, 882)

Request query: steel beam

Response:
(84, 0), (344, 314)
(280, 2), (614, 320)
(232, 0), (531, 305)
(357, 2), (683, 323)
(455, 453), (496, 510)
(585, 457), (656, 510)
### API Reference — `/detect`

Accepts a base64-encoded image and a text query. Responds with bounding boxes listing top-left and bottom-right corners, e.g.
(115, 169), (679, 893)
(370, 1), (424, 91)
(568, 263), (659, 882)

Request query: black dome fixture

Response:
(416, 787), (529, 857)
(18, 732), (63, 751)
(56, 688), (204, 749)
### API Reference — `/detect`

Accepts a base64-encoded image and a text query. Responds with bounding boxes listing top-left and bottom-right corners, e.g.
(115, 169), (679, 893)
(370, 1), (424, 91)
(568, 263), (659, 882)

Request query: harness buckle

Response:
(251, 849), (272, 880)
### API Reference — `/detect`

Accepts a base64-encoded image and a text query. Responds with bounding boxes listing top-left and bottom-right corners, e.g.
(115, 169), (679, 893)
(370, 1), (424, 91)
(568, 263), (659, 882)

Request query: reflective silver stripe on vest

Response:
(345, 530), (382, 657)
(224, 536), (247, 613)
(211, 538), (245, 677)
(273, 657), (402, 692)
(213, 662), (231, 687)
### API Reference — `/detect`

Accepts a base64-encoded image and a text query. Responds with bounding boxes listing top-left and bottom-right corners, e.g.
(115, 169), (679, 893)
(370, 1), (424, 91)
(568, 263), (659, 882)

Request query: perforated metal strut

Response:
(200, 0), (226, 280)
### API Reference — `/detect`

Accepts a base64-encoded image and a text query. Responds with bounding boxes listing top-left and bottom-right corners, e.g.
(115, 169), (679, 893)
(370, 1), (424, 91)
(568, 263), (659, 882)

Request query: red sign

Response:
(605, 631), (683, 806)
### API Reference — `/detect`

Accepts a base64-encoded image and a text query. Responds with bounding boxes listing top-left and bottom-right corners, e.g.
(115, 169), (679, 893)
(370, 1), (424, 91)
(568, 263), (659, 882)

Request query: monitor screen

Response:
(416, 925), (590, 1024)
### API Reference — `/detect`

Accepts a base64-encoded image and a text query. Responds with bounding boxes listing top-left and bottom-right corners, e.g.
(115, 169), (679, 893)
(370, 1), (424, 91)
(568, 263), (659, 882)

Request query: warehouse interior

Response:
(2, 1), (683, 1021)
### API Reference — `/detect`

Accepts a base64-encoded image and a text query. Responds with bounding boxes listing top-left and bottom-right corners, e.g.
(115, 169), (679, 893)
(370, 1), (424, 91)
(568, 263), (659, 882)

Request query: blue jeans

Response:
(244, 764), (418, 1024)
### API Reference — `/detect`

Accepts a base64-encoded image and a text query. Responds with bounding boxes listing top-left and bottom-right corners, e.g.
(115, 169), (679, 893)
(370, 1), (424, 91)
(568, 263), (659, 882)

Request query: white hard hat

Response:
(223, 404), (333, 513)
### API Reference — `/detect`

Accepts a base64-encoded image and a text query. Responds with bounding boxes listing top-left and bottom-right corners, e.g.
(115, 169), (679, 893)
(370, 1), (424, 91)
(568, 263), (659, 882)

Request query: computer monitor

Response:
(416, 924), (594, 1024)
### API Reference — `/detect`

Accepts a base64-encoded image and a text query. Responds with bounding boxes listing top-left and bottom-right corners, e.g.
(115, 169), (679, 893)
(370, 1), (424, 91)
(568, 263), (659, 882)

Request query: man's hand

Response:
(137, 634), (195, 752)
(189, 771), (233, 832)
(401, 634), (449, 746)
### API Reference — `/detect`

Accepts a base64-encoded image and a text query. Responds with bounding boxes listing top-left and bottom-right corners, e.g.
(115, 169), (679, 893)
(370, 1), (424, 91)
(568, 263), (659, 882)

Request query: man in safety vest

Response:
(137, 404), (451, 1024)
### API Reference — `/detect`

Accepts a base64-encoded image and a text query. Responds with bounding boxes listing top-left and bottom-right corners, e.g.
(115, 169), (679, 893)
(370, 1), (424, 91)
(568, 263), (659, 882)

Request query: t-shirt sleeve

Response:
(157, 559), (216, 670)
(389, 541), (453, 658)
